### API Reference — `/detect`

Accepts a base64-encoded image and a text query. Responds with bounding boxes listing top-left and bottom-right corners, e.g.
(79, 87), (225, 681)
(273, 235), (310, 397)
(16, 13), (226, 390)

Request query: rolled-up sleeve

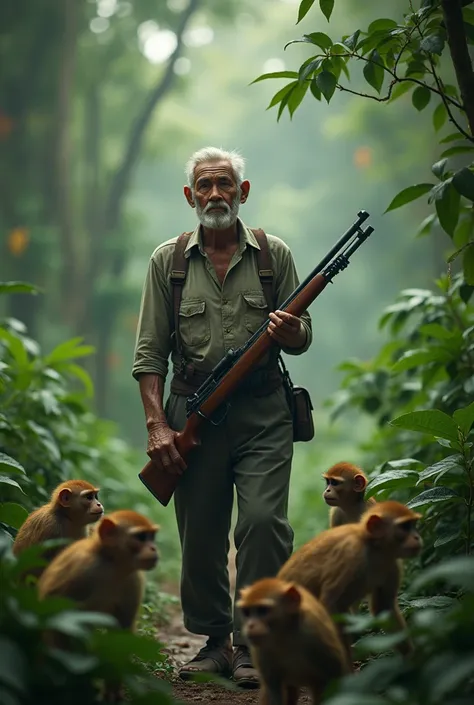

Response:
(132, 251), (172, 381)
(275, 246), (312, 356)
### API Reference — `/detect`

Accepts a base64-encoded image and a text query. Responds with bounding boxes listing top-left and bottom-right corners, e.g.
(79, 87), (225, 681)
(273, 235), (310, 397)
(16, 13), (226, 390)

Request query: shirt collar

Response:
(184, 218), (261, 258)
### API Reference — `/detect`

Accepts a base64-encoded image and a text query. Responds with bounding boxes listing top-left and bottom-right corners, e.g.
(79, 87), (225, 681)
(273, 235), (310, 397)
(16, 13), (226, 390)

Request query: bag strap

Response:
(170, 232), (192, 372)
(251, 228), (275, 312)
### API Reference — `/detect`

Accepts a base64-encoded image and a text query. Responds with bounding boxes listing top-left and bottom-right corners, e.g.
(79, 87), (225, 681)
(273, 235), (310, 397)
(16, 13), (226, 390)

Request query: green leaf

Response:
(92, 630), (167, 666)
(420, 33), (445, 54)
(316, 70), (337, 102)
(440, 144), (474, 158)
(367, 19), (398, 33)
(417, 455), (464, 483)
(434, 654), (474, 699)
(431, 158), (448, 179)
(418, 322), (455, 339)
(390, 409), (460, 442)
(412, 85), (431, 111)
(416, 213), (436, 237)
(0, 453), (26, 476)
(453, 401), (474, 435)
(406, 596), (455, 609)
(64, 363), (94, 397)
(50, 649), (99, 675)
(47, 610), (118, 637)
(267, 81), (297, 110)
(452, 166), (474, 201)
(305, 32), (333, 50)
(0, 638), (27, 693)
(433, 101), (448, 131)
(44, 337), (95, 365)
(440, 131), (465, 143)
(297, 0), (316, 24)
(299, 57), (324, 83)
(384, 183), (433, 212)
(0, 281), (39, 296)
(288, 81), (309, 117)
(435, 182), (460, 236)
(310, 77), (322, 100)
(391, 347), (450, 372)
(319, 0), (334, 22)
(363, 51), (384, 93)
(410, 556), (474, 592)
(406, 486), (459, 509)
(250, 71), (299, 85)
(464, 243), (474, 284)
(0, 476), (25, 493)
(366, 470), (419, 496)
(343, 30), (361, 51)
(0, 503), (28, 529)
(434, 530), (459, 547)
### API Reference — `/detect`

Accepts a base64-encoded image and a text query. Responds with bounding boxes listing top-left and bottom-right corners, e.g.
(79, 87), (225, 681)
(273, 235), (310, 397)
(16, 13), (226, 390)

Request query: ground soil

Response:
(154, 547), (314, 704)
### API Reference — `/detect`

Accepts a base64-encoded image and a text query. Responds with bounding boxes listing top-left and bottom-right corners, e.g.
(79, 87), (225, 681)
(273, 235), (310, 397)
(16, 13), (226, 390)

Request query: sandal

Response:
(232, 645), (259, 689)
(178, 637), (232, 681)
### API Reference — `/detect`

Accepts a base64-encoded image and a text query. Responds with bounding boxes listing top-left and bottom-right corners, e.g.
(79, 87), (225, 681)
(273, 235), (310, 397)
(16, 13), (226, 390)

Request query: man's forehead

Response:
(194, 160), (234, 181)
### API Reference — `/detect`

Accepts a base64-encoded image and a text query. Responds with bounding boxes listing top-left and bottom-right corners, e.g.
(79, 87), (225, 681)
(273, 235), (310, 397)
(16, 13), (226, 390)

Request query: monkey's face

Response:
(394, 520), (423, 558)
(80, 490), (104, 525)
(239, 603), (273, 645)
(322, 477), (342, 506)
(128, 529), (159, 571)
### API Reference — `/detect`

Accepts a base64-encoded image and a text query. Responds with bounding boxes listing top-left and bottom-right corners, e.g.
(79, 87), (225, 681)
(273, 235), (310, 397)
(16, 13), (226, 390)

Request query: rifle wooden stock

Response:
(138, 273), (329, 507)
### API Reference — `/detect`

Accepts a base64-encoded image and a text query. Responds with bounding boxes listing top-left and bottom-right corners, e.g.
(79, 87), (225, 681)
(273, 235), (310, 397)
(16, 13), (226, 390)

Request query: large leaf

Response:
(405, 596), (455, 609)
(417, 455), (464, 484)
(297, 0), (316, 24)
(47, 610), (118, 637)
(316, 70), (337, 102)
(49, 649), (99, 675)
(0, 281), (39, 296)
(453, 401), (474, 435)
(464, 242), (474, 285)
(433, 654), (474, 700)
(92, 630), (167, 666)
(319, 0), (334, 22)
(0, 453), (26, 476)
(385, 183), (434, 212)
(412, 85), (431, 111)
(0, 502), (28, 529)
(267, 81), (297, 109)
(363, 51), (384, 93)
(452, 166), (474, 201)
(0, 476), (25, 494)
(406, 486), (459, 509)
(366, 470), (419, 496)
(435, 182), (460, 236)
(391, 347), (451, 372)
(420, 33), (445, 54)
(390, 409), (460, 442)
(250, 71), (299, 85)
(410, 556), (474, 592)
(44, 337), (95, 365)
(288, 81), (309, 117)
(343, 29), (361, 51)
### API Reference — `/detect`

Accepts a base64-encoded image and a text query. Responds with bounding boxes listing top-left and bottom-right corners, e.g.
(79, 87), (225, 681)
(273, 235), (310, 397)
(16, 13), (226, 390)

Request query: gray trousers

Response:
(166, 383), (294, 646)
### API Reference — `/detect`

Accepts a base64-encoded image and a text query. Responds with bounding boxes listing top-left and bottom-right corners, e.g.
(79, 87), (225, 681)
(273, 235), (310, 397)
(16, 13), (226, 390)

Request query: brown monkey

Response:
(237, 578), (349, 705)
(322, 462), (375, 527)
(38, 509), (159, 630)
(278, 501), (422, 664)
(13, 480), (104, 572)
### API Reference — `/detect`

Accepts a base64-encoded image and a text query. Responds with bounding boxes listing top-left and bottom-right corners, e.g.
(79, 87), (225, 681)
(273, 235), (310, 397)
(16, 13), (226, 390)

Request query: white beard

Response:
(195, 191), (241, 229)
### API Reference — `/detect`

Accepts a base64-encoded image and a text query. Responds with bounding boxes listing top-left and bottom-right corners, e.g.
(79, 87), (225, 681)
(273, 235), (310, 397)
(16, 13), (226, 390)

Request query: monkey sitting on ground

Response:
(237, 577), (349, 705)
(322, 462), (375, 528)
(13, 480), (104, 575)
(38, 509), (159, 631)
(278, 501), (423, 666)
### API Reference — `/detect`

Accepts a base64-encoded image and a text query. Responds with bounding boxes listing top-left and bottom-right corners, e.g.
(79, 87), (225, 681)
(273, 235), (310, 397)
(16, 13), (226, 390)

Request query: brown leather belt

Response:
(170, 365), (283, 397)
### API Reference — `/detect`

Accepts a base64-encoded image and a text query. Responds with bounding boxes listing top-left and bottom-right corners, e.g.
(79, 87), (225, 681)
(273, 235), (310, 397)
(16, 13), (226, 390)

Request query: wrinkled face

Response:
(394, 519), (423, 558)
(186, 160), (247, 229)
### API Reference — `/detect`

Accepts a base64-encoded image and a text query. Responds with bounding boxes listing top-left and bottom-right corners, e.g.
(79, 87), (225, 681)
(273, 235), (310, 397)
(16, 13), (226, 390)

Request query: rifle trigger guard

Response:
(196, 401), (230, 426)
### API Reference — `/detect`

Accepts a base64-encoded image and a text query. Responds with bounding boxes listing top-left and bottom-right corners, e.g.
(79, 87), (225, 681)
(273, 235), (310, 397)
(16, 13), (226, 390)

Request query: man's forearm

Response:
(138, 373), (167, 430)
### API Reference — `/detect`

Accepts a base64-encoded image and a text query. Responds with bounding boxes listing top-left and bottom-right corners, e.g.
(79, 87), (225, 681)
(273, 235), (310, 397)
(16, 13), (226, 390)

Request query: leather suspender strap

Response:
(250, 228), (275, 312)
(170, 232), (192, 372)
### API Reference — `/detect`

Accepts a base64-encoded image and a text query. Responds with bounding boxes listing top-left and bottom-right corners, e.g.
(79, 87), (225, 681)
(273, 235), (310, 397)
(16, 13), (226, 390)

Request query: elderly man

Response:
(132, 146), (312, 687)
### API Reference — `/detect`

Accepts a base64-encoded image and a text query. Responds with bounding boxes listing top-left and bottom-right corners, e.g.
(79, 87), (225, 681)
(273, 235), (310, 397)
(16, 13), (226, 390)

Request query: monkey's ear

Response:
(365, 513), (385, 537)
(98, 517), (118, 542)
(353, 474), (367, 492)
(58, 488), (72, 506)
(282, 584), (302, 607)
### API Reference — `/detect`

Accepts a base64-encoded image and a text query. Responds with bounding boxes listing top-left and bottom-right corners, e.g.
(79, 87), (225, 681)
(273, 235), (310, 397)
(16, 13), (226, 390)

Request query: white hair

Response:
(185, 146), (246, 189)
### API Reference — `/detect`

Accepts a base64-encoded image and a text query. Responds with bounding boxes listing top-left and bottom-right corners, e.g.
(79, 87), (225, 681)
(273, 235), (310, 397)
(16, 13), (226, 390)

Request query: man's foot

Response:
(232, 645), (259, 689)
(178, 636), (232, 681)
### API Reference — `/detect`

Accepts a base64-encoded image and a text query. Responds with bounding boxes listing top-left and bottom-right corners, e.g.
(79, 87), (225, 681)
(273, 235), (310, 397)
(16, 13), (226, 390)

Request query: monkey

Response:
(278, 501), (423, 666)
(38, 509), (159, 629)
(237, 577), (349, 705)
(12, 480), (104, 576)
(322, 462), (376, 528)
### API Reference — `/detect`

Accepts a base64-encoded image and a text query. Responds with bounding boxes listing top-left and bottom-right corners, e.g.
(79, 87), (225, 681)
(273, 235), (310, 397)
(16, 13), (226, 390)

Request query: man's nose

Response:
(209, 185), (221, 199)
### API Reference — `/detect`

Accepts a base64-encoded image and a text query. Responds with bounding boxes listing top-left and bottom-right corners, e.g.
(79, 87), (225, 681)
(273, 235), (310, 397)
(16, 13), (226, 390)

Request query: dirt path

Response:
(155, 546), (312, 704)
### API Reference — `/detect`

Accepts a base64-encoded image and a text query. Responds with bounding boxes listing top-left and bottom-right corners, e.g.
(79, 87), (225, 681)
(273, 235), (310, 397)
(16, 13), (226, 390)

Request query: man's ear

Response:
(184, 185), (195, 207)
(239, 180), (250, 203)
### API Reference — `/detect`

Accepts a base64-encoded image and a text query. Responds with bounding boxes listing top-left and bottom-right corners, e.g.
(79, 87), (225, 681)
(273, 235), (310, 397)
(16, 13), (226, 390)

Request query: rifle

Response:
(139, 210), (375, 507)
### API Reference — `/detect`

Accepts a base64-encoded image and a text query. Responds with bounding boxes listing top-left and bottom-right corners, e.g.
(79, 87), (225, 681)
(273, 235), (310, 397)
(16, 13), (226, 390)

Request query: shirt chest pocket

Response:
(242, 292), (269, 333)
(178, 299), (211, 347)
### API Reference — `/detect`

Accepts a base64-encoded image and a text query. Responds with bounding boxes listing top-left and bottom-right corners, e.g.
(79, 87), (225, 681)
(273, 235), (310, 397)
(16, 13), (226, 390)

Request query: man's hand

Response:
(267, 310), (306, 349)
(147, 422), (187, 476)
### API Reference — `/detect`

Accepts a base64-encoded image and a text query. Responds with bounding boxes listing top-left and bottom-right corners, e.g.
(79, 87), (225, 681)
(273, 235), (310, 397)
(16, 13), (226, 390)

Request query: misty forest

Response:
(1, 0), (473, 704)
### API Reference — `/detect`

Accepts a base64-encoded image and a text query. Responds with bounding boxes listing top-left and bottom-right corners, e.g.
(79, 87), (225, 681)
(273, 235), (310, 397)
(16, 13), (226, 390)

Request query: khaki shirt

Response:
(132, 219), (312, 381)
